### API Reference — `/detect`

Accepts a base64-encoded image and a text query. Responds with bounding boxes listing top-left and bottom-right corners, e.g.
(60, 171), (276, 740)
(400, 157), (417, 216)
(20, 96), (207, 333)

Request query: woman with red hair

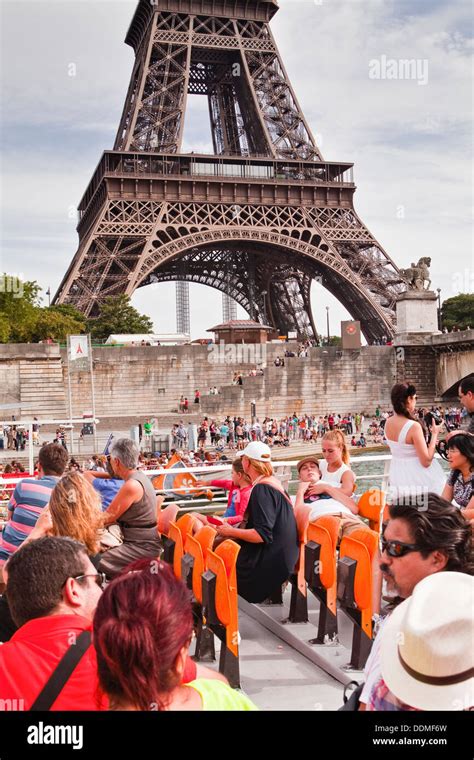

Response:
(93, 560), (257, 711)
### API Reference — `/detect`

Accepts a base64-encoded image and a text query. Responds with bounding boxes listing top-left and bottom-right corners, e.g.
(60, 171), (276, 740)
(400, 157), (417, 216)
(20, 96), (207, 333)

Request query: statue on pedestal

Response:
(399, 257), (432, 291)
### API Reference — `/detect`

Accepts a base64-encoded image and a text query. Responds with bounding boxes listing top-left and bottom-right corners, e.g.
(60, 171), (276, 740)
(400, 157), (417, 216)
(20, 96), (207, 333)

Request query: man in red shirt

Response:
(0, 536), (225, 711)
(0, 536), (106, 710)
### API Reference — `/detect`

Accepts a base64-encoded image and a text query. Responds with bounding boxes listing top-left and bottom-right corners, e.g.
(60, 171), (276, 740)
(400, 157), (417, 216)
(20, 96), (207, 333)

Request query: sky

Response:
(0, 0), (472, 339)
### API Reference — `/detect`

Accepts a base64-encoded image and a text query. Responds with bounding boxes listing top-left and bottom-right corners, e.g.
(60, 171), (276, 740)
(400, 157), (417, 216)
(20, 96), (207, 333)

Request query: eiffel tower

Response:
(55, 0), (405, 341)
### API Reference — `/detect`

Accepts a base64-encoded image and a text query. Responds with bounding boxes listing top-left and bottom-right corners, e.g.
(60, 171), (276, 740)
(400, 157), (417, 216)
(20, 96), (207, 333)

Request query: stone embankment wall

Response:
(1, 333), (471, 422)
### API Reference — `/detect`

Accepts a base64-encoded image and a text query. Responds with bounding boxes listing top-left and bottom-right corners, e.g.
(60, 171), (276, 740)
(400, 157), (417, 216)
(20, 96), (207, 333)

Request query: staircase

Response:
(19, 359), (67, 418)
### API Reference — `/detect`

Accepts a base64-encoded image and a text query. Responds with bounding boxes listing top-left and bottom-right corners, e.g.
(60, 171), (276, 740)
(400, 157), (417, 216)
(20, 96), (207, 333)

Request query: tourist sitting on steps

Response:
(214, 442), (298, 604)
(93, 559), (256, 711)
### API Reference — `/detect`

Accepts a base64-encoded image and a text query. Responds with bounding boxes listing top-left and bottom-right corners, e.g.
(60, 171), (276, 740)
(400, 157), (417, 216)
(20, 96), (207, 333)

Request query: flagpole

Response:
(89, 334), (98, 454)
(66, 336), (74, 455)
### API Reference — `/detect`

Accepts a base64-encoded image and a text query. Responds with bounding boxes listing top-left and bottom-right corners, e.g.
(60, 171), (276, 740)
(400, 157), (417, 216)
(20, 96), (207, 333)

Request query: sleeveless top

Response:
(385, 420), (419, 459)
(319, 459), (352, 485)
(184, 679), (258, 711)
(118, 471), (158, 529)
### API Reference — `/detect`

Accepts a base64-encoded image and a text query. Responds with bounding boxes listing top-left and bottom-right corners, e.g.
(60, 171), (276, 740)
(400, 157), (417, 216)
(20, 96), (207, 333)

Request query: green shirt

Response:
(144, 423), (152, 434)
(184, 679), (258, 711)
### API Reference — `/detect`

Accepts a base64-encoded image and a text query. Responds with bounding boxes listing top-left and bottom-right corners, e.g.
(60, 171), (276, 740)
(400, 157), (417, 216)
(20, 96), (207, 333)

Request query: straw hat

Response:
(380, 572), (474, 711)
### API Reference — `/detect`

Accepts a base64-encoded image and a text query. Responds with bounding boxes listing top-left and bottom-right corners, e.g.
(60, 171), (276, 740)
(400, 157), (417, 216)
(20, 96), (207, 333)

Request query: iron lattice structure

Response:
(175, 280), (190, 334)
(222, 292), (237, 322)
(55, 0), (405, 341)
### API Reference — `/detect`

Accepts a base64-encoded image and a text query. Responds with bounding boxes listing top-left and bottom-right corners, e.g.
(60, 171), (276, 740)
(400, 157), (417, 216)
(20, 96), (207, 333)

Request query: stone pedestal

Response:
(395, 290), (440, 340)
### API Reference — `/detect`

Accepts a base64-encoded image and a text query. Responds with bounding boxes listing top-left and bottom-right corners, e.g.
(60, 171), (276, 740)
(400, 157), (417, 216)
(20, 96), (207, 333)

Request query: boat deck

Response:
(190, 585), (365, 710)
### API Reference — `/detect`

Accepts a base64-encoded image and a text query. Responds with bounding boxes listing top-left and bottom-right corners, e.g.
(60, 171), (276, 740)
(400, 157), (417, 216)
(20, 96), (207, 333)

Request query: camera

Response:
(423, 409), (443, 447)
(424, 410), (443, 428)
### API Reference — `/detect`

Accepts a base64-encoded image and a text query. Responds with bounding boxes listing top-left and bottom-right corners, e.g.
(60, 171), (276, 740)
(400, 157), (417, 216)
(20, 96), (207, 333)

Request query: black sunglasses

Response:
(380, 538), (421, 558)
(63, 573), (107, 590)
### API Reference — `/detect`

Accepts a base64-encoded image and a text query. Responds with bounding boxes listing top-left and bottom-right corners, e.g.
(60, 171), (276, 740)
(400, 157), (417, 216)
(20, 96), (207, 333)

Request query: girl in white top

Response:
(294, 430), (383, 614)
(385, 383), (446, 500)
(295, 429), (358, 521)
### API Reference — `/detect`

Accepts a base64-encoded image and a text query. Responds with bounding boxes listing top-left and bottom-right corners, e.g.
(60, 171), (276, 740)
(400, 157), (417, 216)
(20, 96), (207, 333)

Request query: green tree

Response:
(0, 276), (41, 343)
(86, 294), (154, 340)
(0, 277), (88, 343)
(48, 303), (87, 325)
(30, 307), (86, 343)
(441, 294), (474, 331)
(0, 313), (10, 343)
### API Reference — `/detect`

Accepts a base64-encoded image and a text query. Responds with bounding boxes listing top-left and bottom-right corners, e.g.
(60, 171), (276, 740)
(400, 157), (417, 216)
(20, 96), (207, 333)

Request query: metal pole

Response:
(28, 423), (34, 475)
(89, 334), (98, 453)
(326, 306), (330, 344)
(66, 338), (74, 456)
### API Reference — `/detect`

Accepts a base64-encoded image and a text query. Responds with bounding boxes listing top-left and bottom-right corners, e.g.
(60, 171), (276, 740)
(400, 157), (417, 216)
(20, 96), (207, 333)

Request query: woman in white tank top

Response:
(385, 383), (446, 500)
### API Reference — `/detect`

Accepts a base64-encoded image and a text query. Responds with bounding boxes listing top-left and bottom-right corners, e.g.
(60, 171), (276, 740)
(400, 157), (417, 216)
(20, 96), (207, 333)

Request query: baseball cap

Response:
(296, 456), (320, 473)
(238, 441), (272, 462)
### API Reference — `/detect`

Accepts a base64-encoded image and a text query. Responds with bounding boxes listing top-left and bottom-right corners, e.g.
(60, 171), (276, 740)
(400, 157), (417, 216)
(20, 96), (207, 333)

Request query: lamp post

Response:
(436, 288), (441, 330)
(326, 306), (330, 345)
(261, 290), (267, 321)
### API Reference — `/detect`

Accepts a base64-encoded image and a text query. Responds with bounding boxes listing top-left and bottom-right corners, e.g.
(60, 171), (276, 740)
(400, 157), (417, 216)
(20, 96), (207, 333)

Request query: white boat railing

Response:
(0, 452), (434, 513)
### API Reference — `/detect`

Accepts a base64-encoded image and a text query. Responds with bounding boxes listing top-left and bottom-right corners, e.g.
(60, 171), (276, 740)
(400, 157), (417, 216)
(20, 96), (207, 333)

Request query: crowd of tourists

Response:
(0, 375), (472, 711)
(168, 402), (469, 454)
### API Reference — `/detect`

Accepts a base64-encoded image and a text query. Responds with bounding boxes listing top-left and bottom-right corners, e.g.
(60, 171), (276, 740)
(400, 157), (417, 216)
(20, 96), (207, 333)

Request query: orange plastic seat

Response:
(357, 489), (388, 533)
(184, 526), (217, 603)
(304, 515), (340, 643)
(202, 539), (241, 687)
(338, 526), (379, 668)
(167, 513), (197, 579)
(183, 526), (218, 663)
(288, 505), (312, 622)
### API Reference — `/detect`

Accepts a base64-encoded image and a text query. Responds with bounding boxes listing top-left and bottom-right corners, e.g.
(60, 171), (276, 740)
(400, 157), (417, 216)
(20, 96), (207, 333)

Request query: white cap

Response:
(238, 441), (272, 462)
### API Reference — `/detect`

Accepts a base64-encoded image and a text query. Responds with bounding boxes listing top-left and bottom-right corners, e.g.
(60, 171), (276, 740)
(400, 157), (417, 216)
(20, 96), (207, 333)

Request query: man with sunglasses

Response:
(0, 536), (227, 711)
(357, 493), (473, 710)
(0, 536), (107, 710)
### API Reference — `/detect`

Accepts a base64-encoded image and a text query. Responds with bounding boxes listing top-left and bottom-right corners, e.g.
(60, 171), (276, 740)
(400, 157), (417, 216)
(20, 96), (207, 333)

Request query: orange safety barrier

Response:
(338, 527), (379, 669)
(163, 513), (197, 578)
(304, 515), (340, 644)
(182, 526), (217, 662)
(288, 505), (312, 623)
(201, 539), (241, 687)
(357, 489), (388, 533)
